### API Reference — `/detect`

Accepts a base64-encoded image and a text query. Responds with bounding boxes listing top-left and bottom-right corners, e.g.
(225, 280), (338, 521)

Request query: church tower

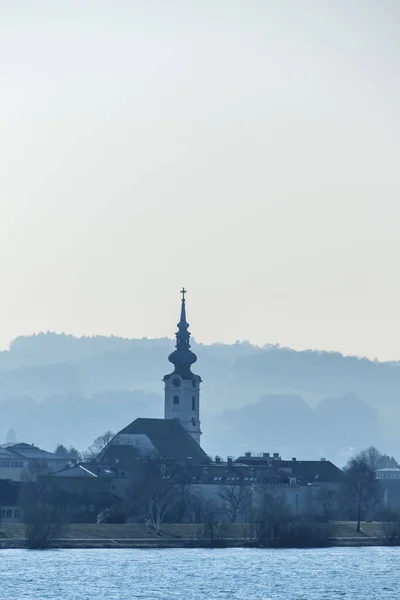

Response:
(163, 289), (202, 445)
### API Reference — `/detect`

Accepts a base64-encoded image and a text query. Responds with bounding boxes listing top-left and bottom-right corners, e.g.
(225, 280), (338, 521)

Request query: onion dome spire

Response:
(168, 288), (197, 377)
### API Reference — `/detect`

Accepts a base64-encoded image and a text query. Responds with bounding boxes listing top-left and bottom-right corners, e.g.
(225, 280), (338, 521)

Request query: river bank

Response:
(0, 521), (393, 549)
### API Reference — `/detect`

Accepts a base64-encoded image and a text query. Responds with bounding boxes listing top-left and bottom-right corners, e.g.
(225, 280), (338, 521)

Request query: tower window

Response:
(192, 379), (196, 389)
(173, 396), (179, 405)
(192, 396), (195, 411)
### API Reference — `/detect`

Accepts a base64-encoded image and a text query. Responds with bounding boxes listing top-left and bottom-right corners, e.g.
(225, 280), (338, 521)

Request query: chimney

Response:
(245, 452), (251, 458)
(292, 457), (296, 462)
(227, 457), (233, 467)
(262, 453), (270, 459)
(215, 456), (221, 463)
(273, 453), (279, 459)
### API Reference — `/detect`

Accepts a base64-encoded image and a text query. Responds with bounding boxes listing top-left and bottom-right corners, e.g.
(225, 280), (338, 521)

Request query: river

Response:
(0, 547), (398, 599)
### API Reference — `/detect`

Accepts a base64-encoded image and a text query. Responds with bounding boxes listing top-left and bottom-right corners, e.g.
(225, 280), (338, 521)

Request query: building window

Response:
(192, 379), (196, 389)
(192, 396), (195, 411)
(173, 396), (179, 405)
(6, 510), (12, 518)
(0, 509), (5, 518)
(14, 510), (20, 519)
(111, 485), (116, 492)
(10, 461), (23, 468)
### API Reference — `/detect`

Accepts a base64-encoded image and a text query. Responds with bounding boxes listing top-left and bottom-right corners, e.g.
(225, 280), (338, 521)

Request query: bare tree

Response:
(130, 453), (179, 533)
(20, 486), (64, 549)
(24, 503), (64, 549)
(185, 491), (206, 524)
(359, 446), (383, 471)
(358, 446), (399, 470)
(21, 460), (50, 482)
(173, 482), (194, 523)
(343, 454), (381, 532)
(253, 489), (289, 546)
(84, 430), (115, 461)
(197, 500), (227, 545)
(219, 484), (252, 523)
(382, 516), (400, 546)
(315, 488), (335, 520)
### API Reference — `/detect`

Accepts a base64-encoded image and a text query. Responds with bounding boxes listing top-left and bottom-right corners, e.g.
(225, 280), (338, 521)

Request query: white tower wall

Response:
(164, 374), (201, 445)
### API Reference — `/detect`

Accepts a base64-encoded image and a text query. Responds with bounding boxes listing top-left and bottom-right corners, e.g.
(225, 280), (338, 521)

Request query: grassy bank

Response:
(0, 521), (391, 549)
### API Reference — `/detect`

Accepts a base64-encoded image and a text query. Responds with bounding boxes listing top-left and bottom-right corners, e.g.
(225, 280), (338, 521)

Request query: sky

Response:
(0, 0), (399, 360)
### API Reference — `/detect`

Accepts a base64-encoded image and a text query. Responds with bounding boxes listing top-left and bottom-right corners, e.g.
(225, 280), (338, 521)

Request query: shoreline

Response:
(1, 522), (393, 549)
(0, 537), (390, 549)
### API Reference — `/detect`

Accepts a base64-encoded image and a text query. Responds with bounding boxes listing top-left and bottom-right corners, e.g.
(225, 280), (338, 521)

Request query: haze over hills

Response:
(0, 332), (398, 466)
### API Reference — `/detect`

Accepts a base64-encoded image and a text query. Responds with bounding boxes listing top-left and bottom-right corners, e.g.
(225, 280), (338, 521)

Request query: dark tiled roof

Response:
(277, 460), (344, 483)
(118, 418), (210, 464)
(235, 457), (343, 483)
(96, 442), (141, 469)
(49, 464), (116, 478)
(4, 443), (60, 461)
(180, 463), (283, 485)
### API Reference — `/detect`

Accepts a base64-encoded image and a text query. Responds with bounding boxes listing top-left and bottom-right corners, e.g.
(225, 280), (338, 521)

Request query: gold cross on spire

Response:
(180, 287), (187, 301)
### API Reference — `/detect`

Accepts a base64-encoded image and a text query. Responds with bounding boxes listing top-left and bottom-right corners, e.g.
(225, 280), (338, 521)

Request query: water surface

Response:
(0, 547), (398, 599)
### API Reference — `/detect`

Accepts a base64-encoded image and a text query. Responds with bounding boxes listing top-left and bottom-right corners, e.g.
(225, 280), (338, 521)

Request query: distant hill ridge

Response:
(0, 332), (399, 465)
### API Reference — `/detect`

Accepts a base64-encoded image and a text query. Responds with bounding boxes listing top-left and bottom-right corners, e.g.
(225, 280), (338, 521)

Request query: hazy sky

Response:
(1, 1), (399, 360)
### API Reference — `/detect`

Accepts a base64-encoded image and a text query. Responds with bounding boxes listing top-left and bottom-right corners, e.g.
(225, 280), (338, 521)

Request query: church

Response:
(44, 290), (344, 520)
(101, 288), (209, 464)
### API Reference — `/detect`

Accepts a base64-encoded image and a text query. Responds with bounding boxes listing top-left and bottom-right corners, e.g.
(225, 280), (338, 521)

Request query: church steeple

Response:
(163, 289), (202, 445)
(168, 288), (197, 378)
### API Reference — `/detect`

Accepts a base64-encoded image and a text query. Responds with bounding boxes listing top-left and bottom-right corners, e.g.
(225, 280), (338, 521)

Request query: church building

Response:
(96, 289), (208, 465)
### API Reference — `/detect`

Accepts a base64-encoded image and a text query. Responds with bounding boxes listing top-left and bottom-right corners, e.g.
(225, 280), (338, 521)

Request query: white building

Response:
(376, 468), (400, 480)
(0, 443), (67, 481)
(0, 447), (25, 482)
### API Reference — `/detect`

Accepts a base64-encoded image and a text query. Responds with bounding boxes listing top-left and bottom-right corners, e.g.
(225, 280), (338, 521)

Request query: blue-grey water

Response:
(0, 547), (398, 600)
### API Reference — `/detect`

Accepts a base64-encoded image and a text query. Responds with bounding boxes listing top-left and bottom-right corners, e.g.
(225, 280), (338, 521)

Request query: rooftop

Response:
(234, 455), (344, 483)
(49, 464), (116, 479)
(2, 443), (63, 461)
(116, 418), (210, 465)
